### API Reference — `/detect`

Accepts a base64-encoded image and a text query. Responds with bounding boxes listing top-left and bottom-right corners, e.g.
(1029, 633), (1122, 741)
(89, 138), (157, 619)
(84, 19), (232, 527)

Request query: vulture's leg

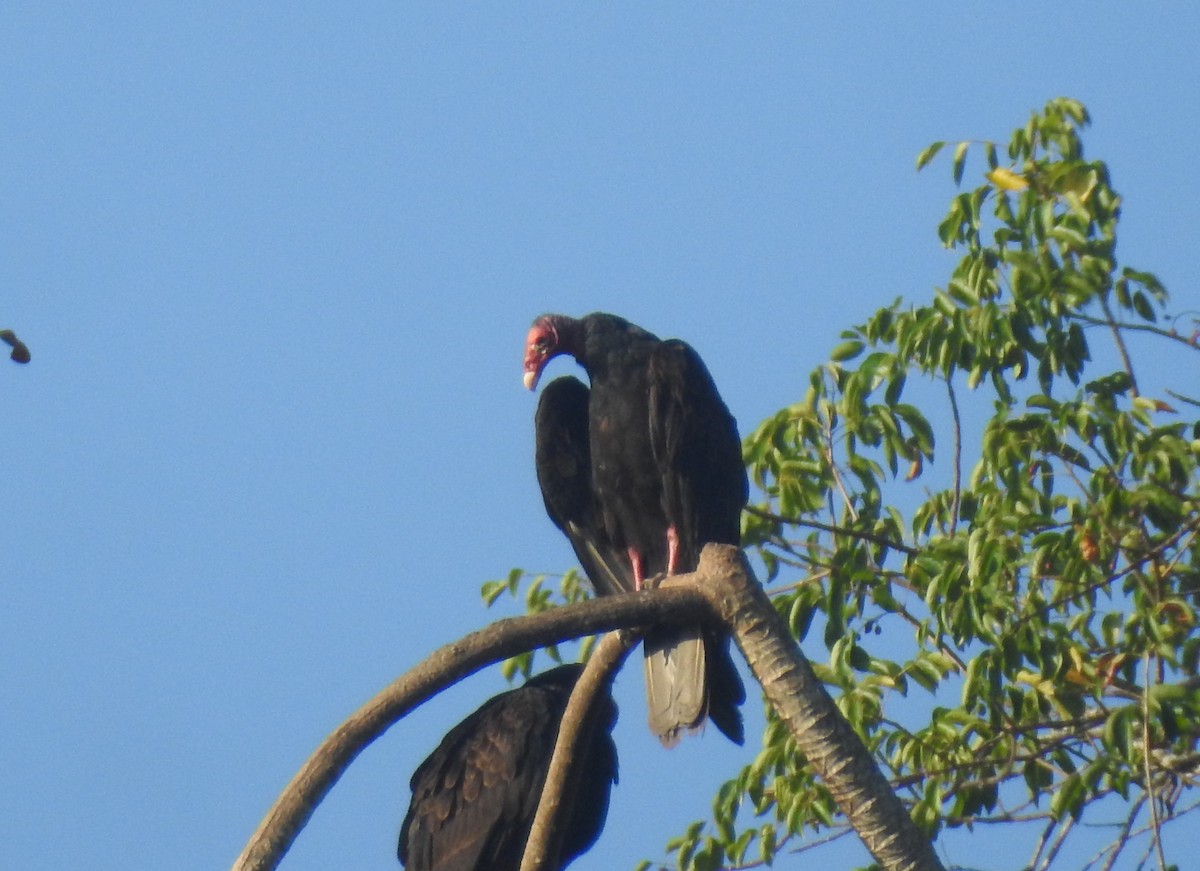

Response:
(627, 547), (646, 591)
(665, 525), (680, 576)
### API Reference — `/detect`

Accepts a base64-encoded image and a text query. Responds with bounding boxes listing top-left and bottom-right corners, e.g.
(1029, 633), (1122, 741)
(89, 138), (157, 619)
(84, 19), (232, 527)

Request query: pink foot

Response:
(627, 547), (645, 591)
(666, 525), (680, 575)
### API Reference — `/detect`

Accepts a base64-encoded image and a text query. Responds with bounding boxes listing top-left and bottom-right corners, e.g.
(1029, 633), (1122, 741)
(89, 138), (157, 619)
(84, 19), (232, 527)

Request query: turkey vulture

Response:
(526, 313), (747, 746)
(399, 664), (618, 871)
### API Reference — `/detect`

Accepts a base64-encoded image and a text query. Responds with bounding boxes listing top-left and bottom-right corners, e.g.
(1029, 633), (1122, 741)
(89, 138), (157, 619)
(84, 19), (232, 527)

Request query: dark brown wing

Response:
(646, 339), (748, 570)
(534, 376), (634, 596)
(399, 664), (618, 871)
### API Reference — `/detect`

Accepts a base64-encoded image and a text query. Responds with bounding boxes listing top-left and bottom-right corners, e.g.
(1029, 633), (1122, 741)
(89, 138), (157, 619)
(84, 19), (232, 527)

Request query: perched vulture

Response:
(398, 664), (618, 871)
(526, 312), (747, 746)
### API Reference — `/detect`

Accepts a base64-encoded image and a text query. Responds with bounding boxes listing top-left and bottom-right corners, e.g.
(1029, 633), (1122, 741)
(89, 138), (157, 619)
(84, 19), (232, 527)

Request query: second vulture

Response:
(525, 312), (747, 746)
(399, 664), (618, 871)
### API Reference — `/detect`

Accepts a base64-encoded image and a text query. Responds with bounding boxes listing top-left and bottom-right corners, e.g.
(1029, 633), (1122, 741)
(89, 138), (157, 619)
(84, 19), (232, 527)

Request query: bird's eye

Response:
(535, 339), (551, 356)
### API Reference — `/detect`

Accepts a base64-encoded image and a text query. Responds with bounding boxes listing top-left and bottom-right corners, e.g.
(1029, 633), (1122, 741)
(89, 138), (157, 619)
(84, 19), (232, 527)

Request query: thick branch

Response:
(235, 548), (944, 871)
(231, 590), (707, 871)
(688, 544), (946, 871)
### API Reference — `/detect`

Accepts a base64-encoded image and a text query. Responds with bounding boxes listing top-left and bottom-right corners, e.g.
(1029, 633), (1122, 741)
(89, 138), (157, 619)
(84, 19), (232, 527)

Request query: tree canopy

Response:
(490, 99), (1199, 870)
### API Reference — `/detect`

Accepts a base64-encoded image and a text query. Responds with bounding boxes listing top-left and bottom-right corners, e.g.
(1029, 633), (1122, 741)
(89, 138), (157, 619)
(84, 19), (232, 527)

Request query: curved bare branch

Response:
(231, 589), (706, 871)
(233, 548), (945, 871)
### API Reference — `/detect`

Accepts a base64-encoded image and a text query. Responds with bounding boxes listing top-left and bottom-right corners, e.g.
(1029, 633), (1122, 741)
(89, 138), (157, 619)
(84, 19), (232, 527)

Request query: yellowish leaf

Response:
(986, 167), (1028, 191)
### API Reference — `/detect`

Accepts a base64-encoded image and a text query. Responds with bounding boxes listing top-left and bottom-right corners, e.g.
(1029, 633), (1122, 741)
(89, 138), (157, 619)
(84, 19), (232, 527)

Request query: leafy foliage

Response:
(481, 567), (598, 679)
(492, 99), (1200, 869)
(727, 98), (1200, 869)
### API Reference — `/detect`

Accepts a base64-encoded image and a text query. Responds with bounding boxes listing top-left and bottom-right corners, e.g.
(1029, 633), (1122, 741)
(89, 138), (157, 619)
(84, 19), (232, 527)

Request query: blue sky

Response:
(2, 5), (1197, 870)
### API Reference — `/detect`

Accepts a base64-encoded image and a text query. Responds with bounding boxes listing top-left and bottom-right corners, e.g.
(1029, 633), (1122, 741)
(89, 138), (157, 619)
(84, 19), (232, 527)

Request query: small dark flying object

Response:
(526, 312), (747, 746)
(398, 664), (618, 871)
(0, 329), (30, 364)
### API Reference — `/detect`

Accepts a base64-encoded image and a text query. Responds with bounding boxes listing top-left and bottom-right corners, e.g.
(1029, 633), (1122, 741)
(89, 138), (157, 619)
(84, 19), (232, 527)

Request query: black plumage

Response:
(399, 664), (618, 871)
(525, 313), (747, 746)
(534, 376), (632, 598)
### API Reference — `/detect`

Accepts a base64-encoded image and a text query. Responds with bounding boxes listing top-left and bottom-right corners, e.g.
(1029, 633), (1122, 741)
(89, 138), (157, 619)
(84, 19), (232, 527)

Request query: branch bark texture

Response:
(689, 544), (946, 871)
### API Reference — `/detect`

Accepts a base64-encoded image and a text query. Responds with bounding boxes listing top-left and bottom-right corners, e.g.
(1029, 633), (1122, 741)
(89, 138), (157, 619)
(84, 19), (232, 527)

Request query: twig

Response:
(1165, 388), (1200, 409)
(1096, 794), (1145, 871)
(723, 825), (856, 869)
(1040, 515), (1200, 614)
(1095, 295), (1140, 397)
(821, 396), (860, 522)
(746, 505), (918, 556)
(1071, 312), (1200, 353)
(1036, 812), (1075, 871)
(1027, 816), (1058, 870)
(1142, 652), (1167, 871)
(945, 377), (962, 536)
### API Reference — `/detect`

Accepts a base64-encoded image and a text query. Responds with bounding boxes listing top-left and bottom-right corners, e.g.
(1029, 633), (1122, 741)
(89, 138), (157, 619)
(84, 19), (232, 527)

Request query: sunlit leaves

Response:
(480, 567), (596, 679)
(494, 99), (1200, 869)
(709, 98), (1200, 869)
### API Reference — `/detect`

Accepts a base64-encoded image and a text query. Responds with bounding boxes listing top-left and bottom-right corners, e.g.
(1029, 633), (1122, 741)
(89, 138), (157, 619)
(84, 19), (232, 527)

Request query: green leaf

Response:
(985, 141), (998, 170)
(1132, 290), (1156, 321)
(1104, 707), (1136, 761)
(916, 140), (946, 171)
(831, 340), (866, 362)
(952, 141), (969, 185)
(849, 644), (872, 672)
(481, 580), (505, 605)
(1050, 773), (1086, 820)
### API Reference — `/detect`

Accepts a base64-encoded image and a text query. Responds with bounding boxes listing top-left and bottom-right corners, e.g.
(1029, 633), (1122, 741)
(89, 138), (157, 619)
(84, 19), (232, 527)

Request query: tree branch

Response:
(233, 547), (945, 871)
(231, 589), (707, 871)
(1095, 294), (1140, 397)
(746, 504), (919, 556)
(520, 630), (638, 871)
(1142, 652), (1168, 871)
(1071, 311), (1200, 353)
(945, 376), (962, 536)
(688, 544), (946, 871)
